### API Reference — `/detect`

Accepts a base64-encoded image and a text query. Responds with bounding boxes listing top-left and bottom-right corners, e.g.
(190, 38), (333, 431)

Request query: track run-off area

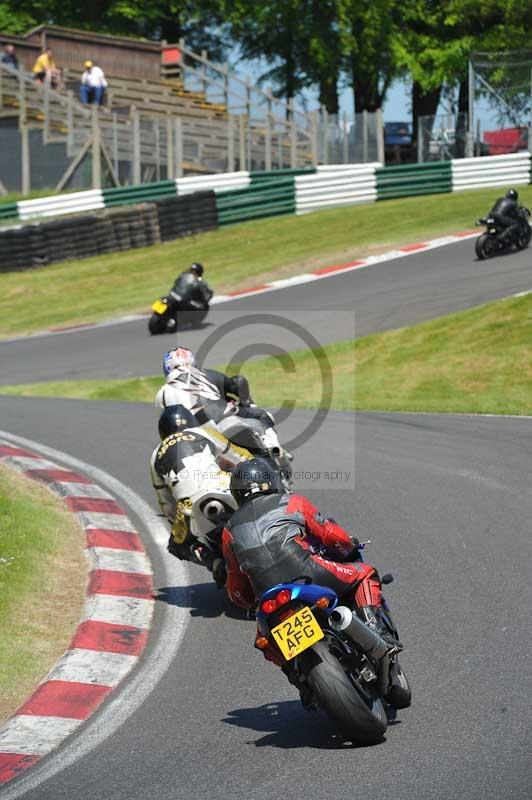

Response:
(1, 236), (532, 800)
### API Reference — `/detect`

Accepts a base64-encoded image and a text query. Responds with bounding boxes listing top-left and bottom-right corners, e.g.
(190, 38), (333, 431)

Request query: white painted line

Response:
(0, 717), (82, 756)
(48, 482), (112, 499)
(46, 649), (137, 687)
(82, 594), (154, 629)
(2, 456), (57, 471)
(76, 511), (137, 532)
(0, 430), (191, 800)
(85, 547), (152, 575)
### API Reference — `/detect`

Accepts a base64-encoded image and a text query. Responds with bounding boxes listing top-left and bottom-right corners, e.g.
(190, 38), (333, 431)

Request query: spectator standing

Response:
(80, 60), (107, 106)
(1, 44), (18, 70)
(32, 48), (59, 87)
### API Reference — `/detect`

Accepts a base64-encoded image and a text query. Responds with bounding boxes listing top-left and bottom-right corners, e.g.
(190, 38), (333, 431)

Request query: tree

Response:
(0, 0), (229, 62)
(222, 0), (308, 102)
(337, 0), (399, 113)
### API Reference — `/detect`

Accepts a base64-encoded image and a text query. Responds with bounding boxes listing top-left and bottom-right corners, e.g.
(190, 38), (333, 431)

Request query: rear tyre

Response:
(475, 233), (497, 260)
(303, 636), (387, 745)
(516, 224), (531, 251)
(148, 314), (167, 335)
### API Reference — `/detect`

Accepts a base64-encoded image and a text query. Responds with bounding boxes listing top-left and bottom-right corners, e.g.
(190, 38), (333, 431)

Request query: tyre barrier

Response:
(154, 191), (217, 241)
(0, 204), (164, 272)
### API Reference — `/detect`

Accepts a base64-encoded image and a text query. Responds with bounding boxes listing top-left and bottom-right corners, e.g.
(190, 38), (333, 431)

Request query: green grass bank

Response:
(0, 465), (86, 722)
(2, 292), (531, 416)
(1, 184), (528, 338)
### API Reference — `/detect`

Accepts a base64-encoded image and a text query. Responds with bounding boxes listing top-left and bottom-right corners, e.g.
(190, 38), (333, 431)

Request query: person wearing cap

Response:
(80, 60), (107, 105)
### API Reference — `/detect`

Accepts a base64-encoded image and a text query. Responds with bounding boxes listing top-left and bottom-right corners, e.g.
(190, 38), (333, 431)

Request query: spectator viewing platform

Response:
(0, 25), (381, 194)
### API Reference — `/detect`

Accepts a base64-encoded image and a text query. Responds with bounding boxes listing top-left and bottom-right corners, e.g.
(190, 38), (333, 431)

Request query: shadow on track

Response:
(155, 581), (252, 621)
(222, 700), (347, 749)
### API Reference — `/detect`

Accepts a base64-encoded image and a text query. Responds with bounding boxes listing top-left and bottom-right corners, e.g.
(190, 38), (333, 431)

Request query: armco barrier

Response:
(0, 202), (18, 222)
(102, 180), (177, 208)
(17, 190), (105, 221)
(176, 171), (251, 195)
(451, 152), (531, 192)
(295, 164), (379, 215)
(216, 177), (296, 225)
(376, 161), (452, 200)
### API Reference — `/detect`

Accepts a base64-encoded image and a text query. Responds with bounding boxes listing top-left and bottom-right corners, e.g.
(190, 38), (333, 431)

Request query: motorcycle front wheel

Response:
(148, 313), (168, 335)
(475, 233), (498, 260)
(302, 636), (387, 745)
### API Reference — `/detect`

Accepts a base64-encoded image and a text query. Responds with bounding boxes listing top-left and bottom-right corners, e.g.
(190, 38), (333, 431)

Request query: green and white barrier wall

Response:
(1, 152), (530, 230)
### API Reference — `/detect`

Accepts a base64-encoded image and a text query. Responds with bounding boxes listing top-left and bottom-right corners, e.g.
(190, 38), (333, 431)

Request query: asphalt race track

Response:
(1, 237), (532, 385)
(1, 239), (532, 800)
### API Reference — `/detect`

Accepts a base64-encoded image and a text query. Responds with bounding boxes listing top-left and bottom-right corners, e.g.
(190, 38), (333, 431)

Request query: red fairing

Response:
(221, 527), (256, 610)
(287, 494), (354, 560)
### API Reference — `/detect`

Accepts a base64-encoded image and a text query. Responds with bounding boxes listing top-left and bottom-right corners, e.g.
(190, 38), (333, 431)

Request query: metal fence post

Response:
(529, 67), (532, 154)
(310, 111), (318, 167)
(417, 116), (423, 163)
(342, 111), (349, 164)
(43, 82), (50, 144)
(174, 117), (183, 178)
(132, 107), (141, 184)
(323, 108), (329, 165)
(112, 112), (119, 180)
(239, 115), (246, 170)
(154, 119), (161, 181)
(265, 111), (272, 171)
(166, 115), (174, 178)
(467, 61), (475, 158)
(227, 115), (235, 172)
(376, 108), (384, 165)
(66, 90), (74, 156)
(92, 104), (102, 189)
(289, 101), (297, 168)
(362, 110), (368, 162)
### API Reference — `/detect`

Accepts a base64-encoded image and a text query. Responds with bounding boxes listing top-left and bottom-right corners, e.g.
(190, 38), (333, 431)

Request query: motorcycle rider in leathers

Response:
(221, 459), (408, 708)
(489, 188), (523, 244)
(150, 404), (252, 581)
(155, 347), (291, 465)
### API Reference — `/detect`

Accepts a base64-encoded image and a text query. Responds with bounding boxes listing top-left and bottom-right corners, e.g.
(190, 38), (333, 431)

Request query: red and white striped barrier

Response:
(0, 441), (154, 786)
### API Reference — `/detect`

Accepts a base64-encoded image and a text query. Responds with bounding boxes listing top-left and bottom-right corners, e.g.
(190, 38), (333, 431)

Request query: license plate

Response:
(152, 299), (168, 314)
(270, 606), (324, 661)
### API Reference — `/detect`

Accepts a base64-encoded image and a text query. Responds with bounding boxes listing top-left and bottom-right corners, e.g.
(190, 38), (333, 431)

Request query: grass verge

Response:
(2, 292), (531, 416)
(1, 184), (528, 338)
(0, 464), (86, 722)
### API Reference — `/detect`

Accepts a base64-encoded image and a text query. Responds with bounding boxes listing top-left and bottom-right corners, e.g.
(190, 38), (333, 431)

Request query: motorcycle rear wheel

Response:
(303, 636), (387, 745)
(475, 233), (497, 260)
(516, 225), (532, 251)
(148, 313), (168, 335)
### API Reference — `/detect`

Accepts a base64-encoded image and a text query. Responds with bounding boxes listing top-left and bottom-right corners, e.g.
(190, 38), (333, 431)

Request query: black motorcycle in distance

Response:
(148, 273), (213, 335)
(475, 206), (531, 259)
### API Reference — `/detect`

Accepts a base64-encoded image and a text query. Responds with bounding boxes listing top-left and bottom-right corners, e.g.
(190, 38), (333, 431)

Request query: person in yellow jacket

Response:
(32, 48), (57, 86)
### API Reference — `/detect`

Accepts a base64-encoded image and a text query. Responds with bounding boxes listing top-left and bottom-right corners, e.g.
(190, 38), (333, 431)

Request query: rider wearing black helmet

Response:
(150, 405), (252, 571)
(170, 262), (213, 311)
(222, 458), (378, 612)
(222, 459), (409, 711)
(489, 188), (522, 243)
(189, 262), (204, 277)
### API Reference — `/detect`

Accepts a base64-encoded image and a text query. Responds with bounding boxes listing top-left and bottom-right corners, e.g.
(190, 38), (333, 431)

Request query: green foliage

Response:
(0, 0), (229, 62)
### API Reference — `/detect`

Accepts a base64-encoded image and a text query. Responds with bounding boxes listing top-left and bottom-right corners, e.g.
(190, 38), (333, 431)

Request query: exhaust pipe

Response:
(329, 606), (389, 660)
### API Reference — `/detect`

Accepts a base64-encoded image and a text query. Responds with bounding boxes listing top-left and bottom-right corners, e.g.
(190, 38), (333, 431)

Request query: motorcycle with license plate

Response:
(475, 207), (531, 260)
(255, 544), (411, 745)
(149, 273), (212, 335)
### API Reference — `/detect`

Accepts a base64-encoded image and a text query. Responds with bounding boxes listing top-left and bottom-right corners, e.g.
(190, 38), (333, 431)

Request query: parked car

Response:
(384, 121), (412, 147)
